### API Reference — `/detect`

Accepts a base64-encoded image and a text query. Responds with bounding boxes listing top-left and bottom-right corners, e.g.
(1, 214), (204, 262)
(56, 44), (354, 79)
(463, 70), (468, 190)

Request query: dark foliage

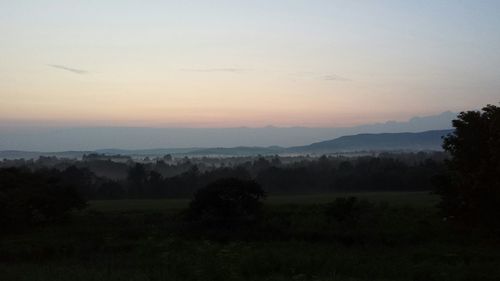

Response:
(256, 155), (444, 193)
(325, 197), (368, 226)
(437, 104), (500, 231)
(188, 178), (265, 223)
(0, 152), (447, 200)
(0, 167), (87, 229)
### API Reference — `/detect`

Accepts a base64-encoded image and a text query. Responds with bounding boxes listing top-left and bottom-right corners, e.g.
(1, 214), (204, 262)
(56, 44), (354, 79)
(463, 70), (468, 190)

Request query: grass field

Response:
(2, 192), (499, 281)
(88, 191), (438, 213)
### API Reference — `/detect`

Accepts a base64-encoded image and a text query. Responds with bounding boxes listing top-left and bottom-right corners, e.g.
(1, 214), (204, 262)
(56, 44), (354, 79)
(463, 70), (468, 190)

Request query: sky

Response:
(1, 0), (500, 128)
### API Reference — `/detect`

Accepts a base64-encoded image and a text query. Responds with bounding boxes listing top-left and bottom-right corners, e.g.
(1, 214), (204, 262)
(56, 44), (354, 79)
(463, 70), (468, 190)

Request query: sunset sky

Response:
(1, 0), (499, 128)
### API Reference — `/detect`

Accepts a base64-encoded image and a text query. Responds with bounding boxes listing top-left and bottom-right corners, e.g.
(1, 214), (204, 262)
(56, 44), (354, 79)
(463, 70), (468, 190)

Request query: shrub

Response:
(188, 178), (265, 223)
(0, 168), (87, 229)
(325, 197), (371, 227)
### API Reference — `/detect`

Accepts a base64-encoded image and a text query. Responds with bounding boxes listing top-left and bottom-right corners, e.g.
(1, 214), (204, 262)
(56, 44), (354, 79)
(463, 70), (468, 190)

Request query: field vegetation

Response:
(2, 192), (500, 281)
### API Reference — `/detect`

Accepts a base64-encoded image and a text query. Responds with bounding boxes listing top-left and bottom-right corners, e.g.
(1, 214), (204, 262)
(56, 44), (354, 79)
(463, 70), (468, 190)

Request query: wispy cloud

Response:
(180, 68), (248, 73)
(289, 71), (315, 77)
(322, 74), (350, 81)
(289, 71), (351, 82)
(48, 64), (88, 74)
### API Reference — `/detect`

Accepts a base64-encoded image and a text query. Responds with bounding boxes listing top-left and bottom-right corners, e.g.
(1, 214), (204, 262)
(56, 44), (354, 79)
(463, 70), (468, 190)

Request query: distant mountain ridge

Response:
(0, 129), (453, 159)
(0, 112), (456, 151)
(288, 129), (453, 154)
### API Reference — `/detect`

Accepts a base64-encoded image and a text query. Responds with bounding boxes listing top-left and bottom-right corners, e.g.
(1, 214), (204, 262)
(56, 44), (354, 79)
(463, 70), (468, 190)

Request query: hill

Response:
(0, 112), (455, 151)
(288, 129), (453, 154)
(0, 130), (453, 159)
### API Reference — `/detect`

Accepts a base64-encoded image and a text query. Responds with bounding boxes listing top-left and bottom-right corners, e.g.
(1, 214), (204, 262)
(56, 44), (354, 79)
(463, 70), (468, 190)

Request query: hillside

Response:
(0, 130), (453, 159)
(288, 129), (453, 154)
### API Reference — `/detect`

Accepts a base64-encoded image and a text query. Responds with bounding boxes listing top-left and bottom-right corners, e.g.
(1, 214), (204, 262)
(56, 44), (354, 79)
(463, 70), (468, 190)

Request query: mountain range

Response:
(0, 129), (453, 159)
(0, 111), (456, 151)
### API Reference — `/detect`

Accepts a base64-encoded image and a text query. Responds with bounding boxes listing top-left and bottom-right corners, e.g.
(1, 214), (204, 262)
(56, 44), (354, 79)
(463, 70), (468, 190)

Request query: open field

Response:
(88, 191), (438, 213)
(2, 192), (499, 281)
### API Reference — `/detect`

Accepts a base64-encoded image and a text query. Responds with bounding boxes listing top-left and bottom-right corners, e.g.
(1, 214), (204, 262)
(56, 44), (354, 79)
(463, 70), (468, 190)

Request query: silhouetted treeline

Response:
(0, 152), (447, 200)
(256, 156), (445, 193)
(0, 167), (86, 229)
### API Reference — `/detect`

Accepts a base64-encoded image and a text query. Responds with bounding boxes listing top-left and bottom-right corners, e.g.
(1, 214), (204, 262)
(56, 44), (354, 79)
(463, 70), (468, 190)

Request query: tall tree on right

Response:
(437, 103), (500, 231)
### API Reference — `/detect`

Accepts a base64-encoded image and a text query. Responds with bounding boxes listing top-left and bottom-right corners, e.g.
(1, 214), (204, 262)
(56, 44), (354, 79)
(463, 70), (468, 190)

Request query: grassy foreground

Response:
(88, 192), (438, 213)
(1, 192), (499, 281)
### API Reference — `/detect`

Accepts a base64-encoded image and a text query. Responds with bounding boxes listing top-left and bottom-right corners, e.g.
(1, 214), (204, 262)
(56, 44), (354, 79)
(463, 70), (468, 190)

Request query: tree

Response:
(188, 178), (265, 223)
(437, 104), (500, 230)
(59, 166), (95, 199)
(0, 168), (87, 229)
(127, 163), (147, 197)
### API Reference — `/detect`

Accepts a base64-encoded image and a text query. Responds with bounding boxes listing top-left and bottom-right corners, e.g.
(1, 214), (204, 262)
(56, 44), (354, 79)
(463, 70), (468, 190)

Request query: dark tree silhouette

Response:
(437, 104), (500, 230)
(325, 197), (364, 226)
(188, 178), (265, 223)
(0, 168), (87, 228)
(127, 163), (147, 197)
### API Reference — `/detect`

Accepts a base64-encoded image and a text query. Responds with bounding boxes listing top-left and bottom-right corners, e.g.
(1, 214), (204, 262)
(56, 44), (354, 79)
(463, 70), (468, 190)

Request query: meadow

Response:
(1, 192), (499, 281)
(88, 192), (437, 213)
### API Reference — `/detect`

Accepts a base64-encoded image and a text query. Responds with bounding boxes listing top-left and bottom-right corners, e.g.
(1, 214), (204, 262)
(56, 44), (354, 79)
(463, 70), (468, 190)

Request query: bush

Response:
(0, 168), (87, 229)
(188, 178), (265, 223)
(325, 197), (372, 227)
